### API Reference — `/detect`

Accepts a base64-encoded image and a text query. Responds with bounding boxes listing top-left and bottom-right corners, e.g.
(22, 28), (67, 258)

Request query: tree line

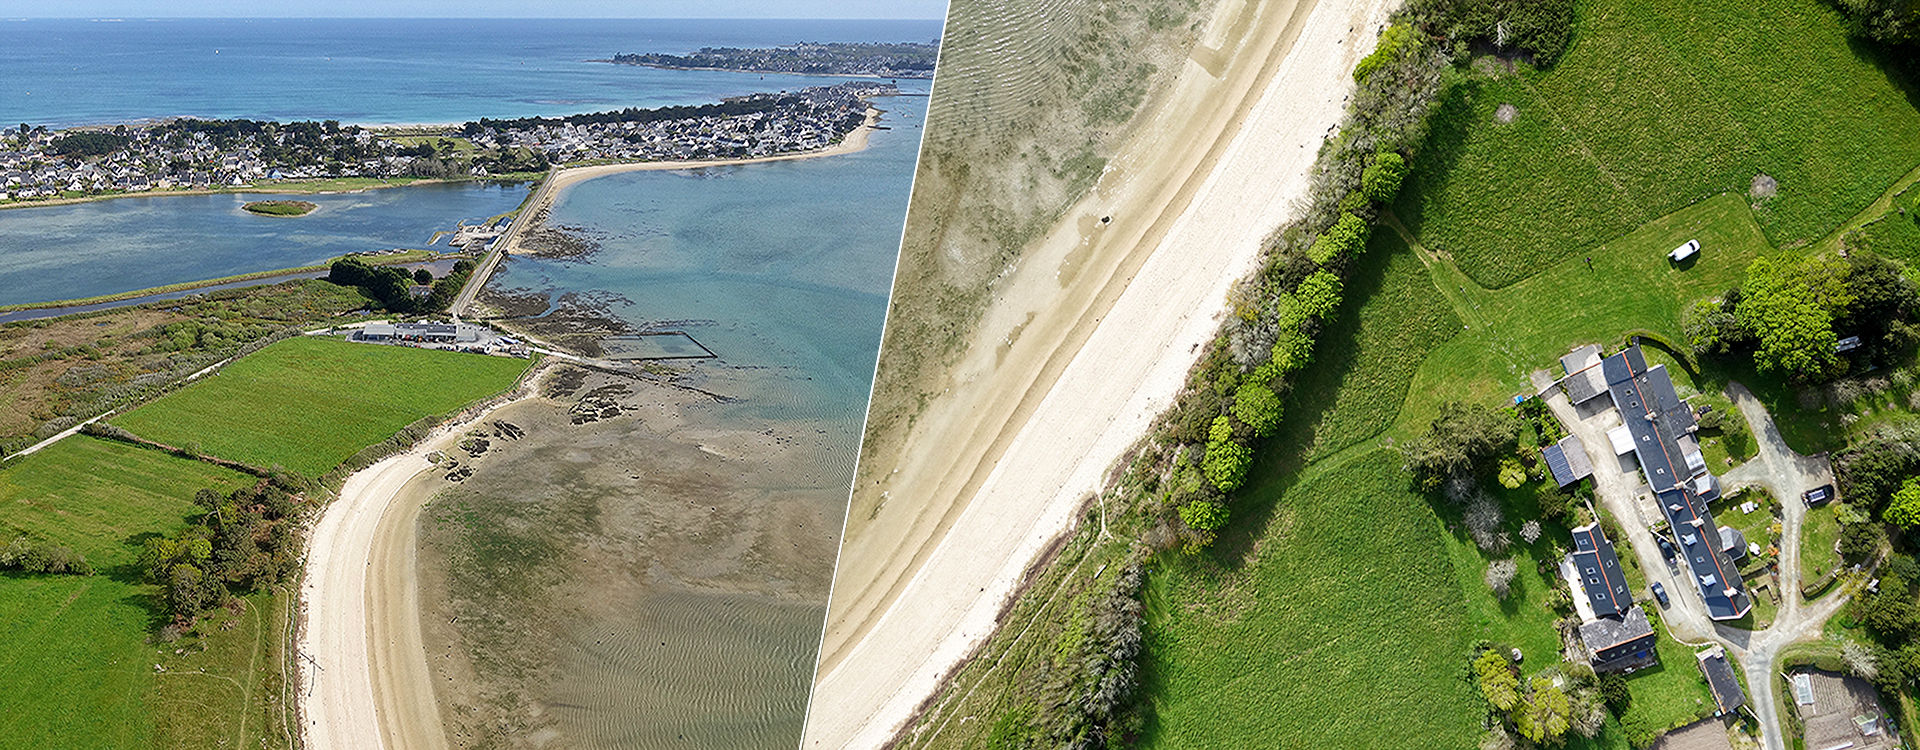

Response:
(326, 257), (476, 314)
(461, 96), (793, 135)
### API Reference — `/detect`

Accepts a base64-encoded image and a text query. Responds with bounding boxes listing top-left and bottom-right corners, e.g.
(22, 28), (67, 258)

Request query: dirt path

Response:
(804, 1), (1397, 746)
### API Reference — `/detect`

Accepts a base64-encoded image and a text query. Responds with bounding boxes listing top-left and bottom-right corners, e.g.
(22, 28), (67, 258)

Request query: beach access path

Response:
(803, 0), (1397, 746)
(452, 107), (882, 319)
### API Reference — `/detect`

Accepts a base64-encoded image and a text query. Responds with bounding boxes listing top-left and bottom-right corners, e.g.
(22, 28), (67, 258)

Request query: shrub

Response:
(1294, 271), (1344, 320)
(1401, 401), (1522, 485)
(1270, 329), (1315, 374)
(1497, 457), (1526, 489)
(1231, 382), (1283, 437)
(1887, 477), (1920, 528)
(1353, 23), (1412, 83)
(1473, 648), (1520, 710)
(1514, 676), (1572, 743)
(1360, 151), (1409, 204)
(1485, 558), (1518, 599)
(1179, 500), (1229, 533)
(1307, 213), (1371, 266)
(1203, 427), (1254, 493)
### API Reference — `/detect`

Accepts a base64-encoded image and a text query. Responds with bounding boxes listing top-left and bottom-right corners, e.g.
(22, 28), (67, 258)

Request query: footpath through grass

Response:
(0, 437), (292, 749)
(1398, 0), (1920, 289)
(115, 336), (528, 475)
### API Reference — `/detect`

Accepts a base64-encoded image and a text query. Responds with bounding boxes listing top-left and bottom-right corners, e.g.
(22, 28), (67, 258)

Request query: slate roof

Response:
(1561, 344), (1609, 404)
(1543, 434), (1595, 487)
(1572, 522), (1633, 618)
(1582, 606), (1658, 659)
(1604, 345), (1751, 621)
(1697, 646), (1747, 715)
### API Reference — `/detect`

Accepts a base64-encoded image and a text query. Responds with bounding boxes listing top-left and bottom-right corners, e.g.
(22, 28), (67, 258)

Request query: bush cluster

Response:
(327, 256), (476, 313)
(0, 536), (91, 575)
(1686, 253), (1920, 383)
(138, 475), (310, 624)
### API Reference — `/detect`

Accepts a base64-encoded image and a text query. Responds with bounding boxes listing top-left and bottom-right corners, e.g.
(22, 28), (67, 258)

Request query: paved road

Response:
(1538, 372), (1845, 750)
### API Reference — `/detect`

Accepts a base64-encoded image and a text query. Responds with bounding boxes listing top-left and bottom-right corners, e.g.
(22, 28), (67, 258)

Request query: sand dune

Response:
(805, 0), (1398, 746)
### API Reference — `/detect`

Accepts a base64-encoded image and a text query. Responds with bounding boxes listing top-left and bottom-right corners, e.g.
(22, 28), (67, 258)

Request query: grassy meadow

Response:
(899, 0), (1920, 745)
(0, 437), (293, 749)
(1398, 0), (1920, 289)
(114, 336), (528, 475)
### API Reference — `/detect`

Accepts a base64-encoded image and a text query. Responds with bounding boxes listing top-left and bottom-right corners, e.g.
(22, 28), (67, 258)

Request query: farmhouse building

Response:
(351, 321), (483, 345)
(1543, 434), (1594, 487)
(1601, 346), (1752, 621)
(1564, 523), (1657, 673)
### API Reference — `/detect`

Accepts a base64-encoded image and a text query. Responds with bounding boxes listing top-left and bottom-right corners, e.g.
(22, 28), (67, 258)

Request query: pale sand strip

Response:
(299, 375), (545, 750)
(803, 0), (1397, 746)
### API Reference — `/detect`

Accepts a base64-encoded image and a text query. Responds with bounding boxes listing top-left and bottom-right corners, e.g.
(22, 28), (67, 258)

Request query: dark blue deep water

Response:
(0, 18), (942, 127)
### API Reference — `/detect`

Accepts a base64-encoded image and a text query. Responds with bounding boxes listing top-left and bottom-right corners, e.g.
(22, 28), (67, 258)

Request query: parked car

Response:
(1803, 484), (1834, 506)
(1650, 581), (1670, 608)
(1668, 239), (1700, 262)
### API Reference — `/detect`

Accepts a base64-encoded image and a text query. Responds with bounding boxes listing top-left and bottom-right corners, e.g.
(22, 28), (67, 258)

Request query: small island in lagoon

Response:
(242, 199), (318, 216)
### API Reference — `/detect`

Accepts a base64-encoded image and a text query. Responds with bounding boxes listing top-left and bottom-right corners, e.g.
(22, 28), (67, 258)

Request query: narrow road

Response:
(1539, 372), (1845, 750)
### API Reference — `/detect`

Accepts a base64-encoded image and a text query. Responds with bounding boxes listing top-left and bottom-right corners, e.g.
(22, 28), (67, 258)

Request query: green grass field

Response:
(1801, 501), (1845, 585)
(114, 337), (528, 476)
(1291, 233), (1463, 462)
(1397, 0), (1920, 289)
(0, 437), (292, 749)
(1138, 452), (1485, 748)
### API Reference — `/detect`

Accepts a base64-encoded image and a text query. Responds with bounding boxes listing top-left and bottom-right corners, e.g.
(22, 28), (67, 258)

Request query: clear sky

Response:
(0, 0), (949, 20)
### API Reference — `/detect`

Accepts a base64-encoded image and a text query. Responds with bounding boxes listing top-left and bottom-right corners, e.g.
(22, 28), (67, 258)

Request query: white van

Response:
(1668, 239), (1700, 262)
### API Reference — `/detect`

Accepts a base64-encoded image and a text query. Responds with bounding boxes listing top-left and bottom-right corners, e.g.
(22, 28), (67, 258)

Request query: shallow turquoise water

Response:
(488, 83), (929, 463)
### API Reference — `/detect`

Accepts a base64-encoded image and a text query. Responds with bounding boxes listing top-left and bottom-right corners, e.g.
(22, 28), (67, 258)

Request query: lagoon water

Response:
(0, 183), (530, 306)
(0, 18), (942, 128)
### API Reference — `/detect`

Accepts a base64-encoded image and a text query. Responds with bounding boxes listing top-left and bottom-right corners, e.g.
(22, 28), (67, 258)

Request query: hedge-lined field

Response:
(0, 437), (277, 749)
(114, 336), (528, 475)
(1285, 231), (1463, 462)
(1399, 0), (1920, 288)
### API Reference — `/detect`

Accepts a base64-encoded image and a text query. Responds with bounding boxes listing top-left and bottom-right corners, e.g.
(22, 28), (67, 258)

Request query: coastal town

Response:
(0, 82), (893, 204)
(609, 40), (938, 78)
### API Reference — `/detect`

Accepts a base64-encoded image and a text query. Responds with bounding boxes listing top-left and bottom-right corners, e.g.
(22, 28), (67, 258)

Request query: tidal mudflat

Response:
(415, 86), (927, 747)
(417, 366), (844, 748)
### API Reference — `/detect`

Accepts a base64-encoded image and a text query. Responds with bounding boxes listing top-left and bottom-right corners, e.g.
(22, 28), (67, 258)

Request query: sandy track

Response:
(299, 384), (539, 750)
(804, 0), (1395, 746)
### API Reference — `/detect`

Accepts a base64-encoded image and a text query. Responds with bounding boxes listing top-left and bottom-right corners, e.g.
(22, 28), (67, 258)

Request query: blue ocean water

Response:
(0, 182), (530, 306)
(0, 18), (942, 127)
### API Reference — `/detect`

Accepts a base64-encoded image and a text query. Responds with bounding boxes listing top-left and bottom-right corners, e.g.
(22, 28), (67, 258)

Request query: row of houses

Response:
(473, 83), (893, 163)
(1542, 344), (1758, 727)
(1555, 344), (1753, 621)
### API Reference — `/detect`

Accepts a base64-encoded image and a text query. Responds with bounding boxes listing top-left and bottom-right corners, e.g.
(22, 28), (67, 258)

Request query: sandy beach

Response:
(803, 0), (1397, 746)
(298, 368), (547, 750)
